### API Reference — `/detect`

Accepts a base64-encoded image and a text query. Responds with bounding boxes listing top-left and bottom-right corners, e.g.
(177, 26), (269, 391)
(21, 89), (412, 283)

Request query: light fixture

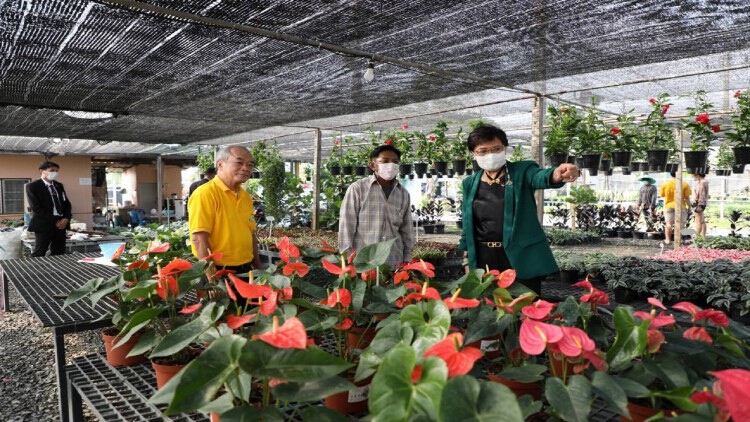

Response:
(363, 62), (375, 82)
(63, 110), (114, 120)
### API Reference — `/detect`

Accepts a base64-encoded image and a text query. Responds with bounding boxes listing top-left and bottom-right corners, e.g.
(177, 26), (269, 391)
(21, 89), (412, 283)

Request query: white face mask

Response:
(376, 163), (400, 180)
(475, 151), (506, 171)
(45, 171), (59, 181)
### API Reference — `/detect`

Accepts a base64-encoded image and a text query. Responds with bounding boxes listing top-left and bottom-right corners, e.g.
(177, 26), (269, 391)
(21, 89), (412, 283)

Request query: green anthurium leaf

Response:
(89, 279), (120, 306)
(114, 320), (150, 349)
(517, 394), (544, 420)
(267, 274), (291, 289)
(296, 311), (338, 332)
(608, 374), (651, 398)
(439, 376), (524, 422)
(498, 364), (547, 383)
(372, 283), (406, 305)
(272, 375), (354, 402)
(649, 386), (698, 412)
(225, 370), (253, 404)
(458, 273), (494, 299)
(715, 333), (744, 357)
(591, 371), (630, 418)
(354, 348), (383, 383)
(199, 323), (234, 345)
(127, 329), (157, 357)
(607, 307), (648, 370)
(150, 335), (246, 414)
(62, 276), (103, 308)
(299, 406), (350, 422)
(492, 287), (513, 305)
(119, 307), (164, 335)
(400, 301), (451, 356)
(641, 357), (689, 390)
(557, 296), (582, 326)
(175, 264), (207, 286)
(545, 375), (593, 422)
(353, 238), (396, 271)
(123, 279), (158, 301)
(463, 306), (511, 345)
(351, 279), (366, 312)
(368, 345), (447, 422)
(219, 406), (284, 422)
(293, 280), (328, 301)
(438, 269), (479, 294)
(196, 392), (235, 416)
(238, 341), (352, 382)
(150, 302), (218, 358)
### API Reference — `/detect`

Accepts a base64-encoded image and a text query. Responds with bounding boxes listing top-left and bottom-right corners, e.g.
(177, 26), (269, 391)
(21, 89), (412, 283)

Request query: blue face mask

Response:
(641, 181), (648, 186)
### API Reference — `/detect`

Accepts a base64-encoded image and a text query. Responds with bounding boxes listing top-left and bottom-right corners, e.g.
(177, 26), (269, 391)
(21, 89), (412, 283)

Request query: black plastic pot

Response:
(647, 149), (670, 170)
(575, 157), (584, 169)
(613, 287), (639, 304)
(548, 153), (568, 167)
(422, 224), (436, 234)
(354, 166), (367, 176)
(646, 232), (664, 240)
(599, 159), (611, 172)
(733, 146), (750, 165)
(587, 168), (599, 176)
(684, 150), (708, 172)
(455, 220), (463, 230)
(621, 167), (632, 175)
(329, 166), (341, 176)
(252, 171), (261, 179)
(611, 151), (632, 167)
(559, 270), (580, 284)
(434, 161), (448, 175)
(342, 165), (354, 175)
(617, 230), (632, 239)
(452, 159), (466, 175)
(414, 162), (428, 178)
(607, 169), (613, 176)
(639, 162), (649, 172)
(630, 162), (646, 172)
(733, 163), (746, 174)
(715, 169), (731, 177)
(566, 155), (576, 164)
(664, 163), (679, 173)
(435, 224), (446, 234)
(581, 153), (602, 170)
(634, 231), (646, 239)
(400, 164), (412, 177)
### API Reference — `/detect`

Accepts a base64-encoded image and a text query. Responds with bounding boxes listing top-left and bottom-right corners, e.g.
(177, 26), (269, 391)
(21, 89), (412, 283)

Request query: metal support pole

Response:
(53, 328), (70, 422)
(1, 266), (8, 313)
(67, 375), (83, 422)
(156, 155), (163, 224)
(312, 129), (322, 231)
(531, 95), (546, 224)
(674, 130), (683, 249)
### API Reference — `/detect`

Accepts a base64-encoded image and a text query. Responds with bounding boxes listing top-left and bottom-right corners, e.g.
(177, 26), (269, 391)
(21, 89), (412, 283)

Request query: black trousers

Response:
(475, 243), (543, 296)
(31, 224), (67, 257)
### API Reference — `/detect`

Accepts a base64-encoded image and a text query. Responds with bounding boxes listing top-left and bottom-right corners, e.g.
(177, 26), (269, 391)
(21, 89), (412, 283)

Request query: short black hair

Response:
(38, 161), (60, 170)
(205, 166), (217, 175)
(370, 144), (402, 160)
(694, 171), (705, 178)
(467, 124), (509, 151)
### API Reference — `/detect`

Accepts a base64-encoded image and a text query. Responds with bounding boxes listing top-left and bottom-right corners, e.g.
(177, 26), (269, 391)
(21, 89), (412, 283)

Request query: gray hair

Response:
(215, 145), (250, 167)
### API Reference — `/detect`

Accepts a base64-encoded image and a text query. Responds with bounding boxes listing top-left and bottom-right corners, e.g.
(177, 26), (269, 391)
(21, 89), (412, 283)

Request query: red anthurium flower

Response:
(672, 301), (702, 316)
(253, 316), (308, 349)
(646, 329), (666, 353)
(582, 349), (608, 371)
(277, 236), (301, 264)
(361, 269), (378, 282)
(280, 286), (293, 300)
(580, 288), (609, 306)
(649, 98), (656, 104)
(322, 257), (357, 278)
(521, 299), (556, 320)
(179, 302), (202, 314)
(227, 313), (255, 329)
(319, 239), (336, 253)
(423, 333), (482, 378)
(283, 261), (309, 277)
(214, 268), (236, 278)
(336, 318), (353, 331)
(443, 289), (480, 310)
(492, 269), (516, 288)
(385, 139), (393, 145)
(155, 274), (178, 300)
(573, 280), (592, 289)
(556, 326), (595, 358)
(611, 127), (621, 135)
(230, 273), (271, 299)
(111, 243), (126, 260)
(260, 291), (278, 316)
(160, 258), (193, 277)
(145, 242), (170, 254)
(224, 279), (237, 302)
(710, 369), (750, 421)
(690, 387), (726, 411)
(712, 125), (721, 133)
(323, 288), (352, 308)
(647, 297), (667, 310)
(694, 309), (730, 327)
(684, 326), (713, 343)
(634, 310), (675, 328)
(411, 365), (423, 383)
(394, 271), (410, 284)
(661, 105), (669, 115)
(398, 281), (441, 307)
(696, 113), (711, 124)
(519, 319), (563, 356)
(201, 252), (223, 262)
(127, 260), (149, 270)
(269, 379), (287, 388)
(499, 292), (536, 314)
(401, 124), (409, 129)
(402, 260), (436, 278)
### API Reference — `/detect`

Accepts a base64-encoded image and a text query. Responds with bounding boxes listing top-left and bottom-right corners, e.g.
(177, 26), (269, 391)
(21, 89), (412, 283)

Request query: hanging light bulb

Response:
(363, 62), (375, 82)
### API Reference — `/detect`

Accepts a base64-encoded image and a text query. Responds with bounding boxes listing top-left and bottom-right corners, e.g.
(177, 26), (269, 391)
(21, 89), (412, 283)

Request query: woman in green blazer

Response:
(458, 125), (579, 294)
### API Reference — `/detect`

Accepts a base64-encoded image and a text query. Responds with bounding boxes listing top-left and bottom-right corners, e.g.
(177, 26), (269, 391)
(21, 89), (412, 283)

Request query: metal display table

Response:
(22, 234), (129, 254)
(67, 354), (208, 422)
(1, 253), (121, 422)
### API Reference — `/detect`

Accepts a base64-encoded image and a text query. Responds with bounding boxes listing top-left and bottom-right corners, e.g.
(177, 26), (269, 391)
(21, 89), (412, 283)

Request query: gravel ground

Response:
(0, 284), (99, 421)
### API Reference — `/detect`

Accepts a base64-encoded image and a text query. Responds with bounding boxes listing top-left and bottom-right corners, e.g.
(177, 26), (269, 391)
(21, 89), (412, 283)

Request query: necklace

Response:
(484, 168), (510, 186)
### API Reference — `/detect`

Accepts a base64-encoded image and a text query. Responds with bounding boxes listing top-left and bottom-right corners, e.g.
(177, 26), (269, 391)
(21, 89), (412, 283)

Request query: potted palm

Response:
(545, 104), (581, 167)
(682, 90), (719, 173)
(641, 94), (676, 171)
(728, 89), (750, 164)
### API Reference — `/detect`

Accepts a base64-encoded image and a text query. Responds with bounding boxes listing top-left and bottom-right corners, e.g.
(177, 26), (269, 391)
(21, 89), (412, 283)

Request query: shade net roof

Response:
(0, 0), (748, 161)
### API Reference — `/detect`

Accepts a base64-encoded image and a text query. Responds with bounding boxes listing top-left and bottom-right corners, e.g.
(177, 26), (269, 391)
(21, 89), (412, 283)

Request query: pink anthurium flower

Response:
(556, 326), (595, 358)
(580, 288), (609, 306)
(227, 313), (255, 329)
(276, 236), (300, 264)
(521, 299), (556, 320)
(694, 309), (730, 327)
(443, 289), (480, 310)
(519, 318), (563, 356)
(647, 297), (667, 310)
(491, 269), (516, 288)
(322, 257), (357, 278)
(573, 280), (592, 290)
(144, 242), (170, 255)
(633, 310), (676, 328)
(646, 329), (665, 353)
(423, 332), (482, 378)
(252, 316), (308, 349)
(224, 279), (237, 302)
(709, 369), (750, 421)
(684, 327), (713, 343)
(336, 318), (353, 331)
(259, 291), (278, 316)
(672, 301), (702, 316)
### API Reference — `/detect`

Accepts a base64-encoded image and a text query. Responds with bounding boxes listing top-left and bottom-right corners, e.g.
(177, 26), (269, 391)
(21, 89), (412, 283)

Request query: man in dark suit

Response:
(188, 167), (216, 197)
(26, 161), (72, 257)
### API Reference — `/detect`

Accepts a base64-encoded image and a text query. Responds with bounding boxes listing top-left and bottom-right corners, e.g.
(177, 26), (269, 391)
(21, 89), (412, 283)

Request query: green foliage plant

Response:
(727, 89), (750, 147)
(682, 90), (719, 151)
(641, 93), (676, 152)
(545, 104), (581, 156)
(575, 97), (609, 155)
(715, 142), (735, 169)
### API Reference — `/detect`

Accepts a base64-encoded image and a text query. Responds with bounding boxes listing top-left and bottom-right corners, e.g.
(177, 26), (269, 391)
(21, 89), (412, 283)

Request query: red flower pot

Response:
(101, 329), (146, 367)
(487, 370), (542, 400)
(346, 326), (377, 353)
(324, 375), (372, 415)
(622, 401), (683, 422)
(466, 334), (503, 360)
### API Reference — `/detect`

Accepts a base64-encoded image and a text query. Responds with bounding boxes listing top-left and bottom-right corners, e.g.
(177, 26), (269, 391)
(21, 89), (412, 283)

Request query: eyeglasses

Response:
(473, 145), (505, 156)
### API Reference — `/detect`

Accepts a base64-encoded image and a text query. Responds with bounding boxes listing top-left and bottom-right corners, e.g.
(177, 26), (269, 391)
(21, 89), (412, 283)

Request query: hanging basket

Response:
(354, 166), (367, 176)
(664, 163), (679, 174)
(341, 165), (354, 175)
(329, 166), (341, 176)
(733, 163), (746, 174)
(733, 146), (750, 165)
(434, 161), (449, 175)
(414, 162), (428, 177)
(598, 159), (611, 172)
(548, 153), (568, 167)
(580, 153), (601, 169)
(646, 149), (670, 171)
(621, 167), (632, 175)
(399, 163), (412, 177)
(683, 150), (708, 173)
(452, 159), (466, 175)
(611, 151), (632, 167)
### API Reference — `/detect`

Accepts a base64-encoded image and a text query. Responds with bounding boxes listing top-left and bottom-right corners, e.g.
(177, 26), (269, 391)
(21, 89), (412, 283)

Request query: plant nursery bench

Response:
(66, 353), (208, 421)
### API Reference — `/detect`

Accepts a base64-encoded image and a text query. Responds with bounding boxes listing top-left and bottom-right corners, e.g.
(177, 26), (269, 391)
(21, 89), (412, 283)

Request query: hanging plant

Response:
(682, 90), (719, 152)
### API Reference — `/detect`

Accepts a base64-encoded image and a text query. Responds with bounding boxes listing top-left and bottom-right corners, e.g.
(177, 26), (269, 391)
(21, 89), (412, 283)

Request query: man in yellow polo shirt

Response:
(188, 145), (262, 276)
(659, 170), (691, 245)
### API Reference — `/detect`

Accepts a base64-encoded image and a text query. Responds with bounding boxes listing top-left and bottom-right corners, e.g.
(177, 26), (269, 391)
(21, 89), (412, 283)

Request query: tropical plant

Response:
(384, 126), (416, 165)
(682, 90), (720, 151)
(447, 126), (471, 161)
(574, 97), (609, 154)
(545, 104), (581, 156)
(715, 142), (735, 169)
(610, 109), (641, 152)
(727, 89), (750, 147)
(641, 93), (676, 151)
(507, 145), (531, 162)
(195, 150), (215, 174)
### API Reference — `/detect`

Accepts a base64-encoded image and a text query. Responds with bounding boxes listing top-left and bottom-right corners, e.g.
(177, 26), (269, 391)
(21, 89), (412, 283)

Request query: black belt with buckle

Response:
(479, 241), (503, 248)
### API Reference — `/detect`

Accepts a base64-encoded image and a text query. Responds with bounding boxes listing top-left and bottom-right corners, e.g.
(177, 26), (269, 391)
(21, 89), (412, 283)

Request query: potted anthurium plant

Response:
(682, 90), (719, 173)
(642, 93), (676, 171)
(728, 89), (750, 165)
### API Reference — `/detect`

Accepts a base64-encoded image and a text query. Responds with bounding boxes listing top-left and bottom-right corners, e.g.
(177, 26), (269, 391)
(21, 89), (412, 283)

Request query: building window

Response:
(1, 179), (31, 214)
